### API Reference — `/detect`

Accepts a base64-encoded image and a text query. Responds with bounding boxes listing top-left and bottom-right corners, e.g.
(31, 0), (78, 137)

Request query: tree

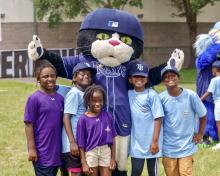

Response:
(167, 0), (220, 66)
(34, 0), (143, 28)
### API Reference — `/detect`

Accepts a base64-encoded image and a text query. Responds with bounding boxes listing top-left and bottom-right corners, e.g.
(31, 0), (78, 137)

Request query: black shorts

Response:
(62, 152), (81, 169)
(33, 162), (59, 176)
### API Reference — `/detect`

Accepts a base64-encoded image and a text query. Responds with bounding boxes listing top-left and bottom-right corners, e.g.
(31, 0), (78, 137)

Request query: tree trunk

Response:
(186, 13), (197, 67)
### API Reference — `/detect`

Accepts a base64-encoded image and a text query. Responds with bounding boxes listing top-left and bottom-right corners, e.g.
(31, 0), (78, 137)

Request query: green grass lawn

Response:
(0, 69), (220, 175)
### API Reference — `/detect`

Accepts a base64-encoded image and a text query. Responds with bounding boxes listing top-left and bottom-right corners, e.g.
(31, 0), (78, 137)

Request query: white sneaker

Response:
(212, 143), (220, 150)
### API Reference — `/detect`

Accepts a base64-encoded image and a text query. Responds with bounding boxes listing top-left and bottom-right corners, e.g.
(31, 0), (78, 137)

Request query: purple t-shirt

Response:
(24, 90), (64, 166)
(77, 111), (117, 152)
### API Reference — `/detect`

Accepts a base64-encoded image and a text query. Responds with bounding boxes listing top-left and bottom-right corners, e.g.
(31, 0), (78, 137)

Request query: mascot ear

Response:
(28, 35), (44, 60)
(167, 49), (184, 71)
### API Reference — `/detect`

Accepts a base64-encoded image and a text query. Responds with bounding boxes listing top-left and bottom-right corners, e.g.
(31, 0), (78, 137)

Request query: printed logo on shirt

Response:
(122, 123), (128, 128)
(182, 110), (191, 117)
(140, 107), (149, 113)
(96, 64), (126, 78)
(105, 125), (111, 132)
(96, 118), (100, 122)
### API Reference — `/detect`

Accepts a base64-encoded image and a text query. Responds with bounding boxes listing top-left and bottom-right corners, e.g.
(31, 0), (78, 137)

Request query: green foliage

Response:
(168, 0), (220, 17)
(191, 0), (218, 13)
(34, 0), (91, 28)
(34, 0), (143, 28)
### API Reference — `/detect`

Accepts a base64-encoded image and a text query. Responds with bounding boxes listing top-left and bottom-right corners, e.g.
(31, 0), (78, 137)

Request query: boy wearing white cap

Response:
(160, 66), (207, 176)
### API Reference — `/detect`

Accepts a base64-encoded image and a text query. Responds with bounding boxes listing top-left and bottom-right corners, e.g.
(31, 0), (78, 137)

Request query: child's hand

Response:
(150, 142), (159, 155)
(28, 148), (38, 161)
(82, 162), (93, 175)
(109, 159), (116, 170)
(193, 133), (203, 144)
(70, 142), (79, 156)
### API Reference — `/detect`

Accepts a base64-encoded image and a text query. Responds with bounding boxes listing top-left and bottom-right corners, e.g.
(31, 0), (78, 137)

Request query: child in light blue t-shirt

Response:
(201, 60), (220, 150)
(128, 60), (164, 176)
(160, 66), (207, 176)
(61, 62), (96, 176)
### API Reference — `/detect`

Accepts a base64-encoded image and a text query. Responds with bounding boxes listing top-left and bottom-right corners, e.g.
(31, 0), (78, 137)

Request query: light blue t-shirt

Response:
(207, 76), (220, 102)
(159, 88), (207, 158)
(62, 87), (85, 153)
(55, 85), (71, 97)
(128, 88), (164, 158)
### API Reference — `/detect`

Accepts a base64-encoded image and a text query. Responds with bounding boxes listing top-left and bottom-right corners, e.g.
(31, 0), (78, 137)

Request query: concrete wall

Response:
(0, 22), (214, 78)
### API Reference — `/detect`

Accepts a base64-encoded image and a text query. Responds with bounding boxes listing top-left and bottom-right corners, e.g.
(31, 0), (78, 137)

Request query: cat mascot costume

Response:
(28, 8), (184, 175)
(194, 21), (220, 143)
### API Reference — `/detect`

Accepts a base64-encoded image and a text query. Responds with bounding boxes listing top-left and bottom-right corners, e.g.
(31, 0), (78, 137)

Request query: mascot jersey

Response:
(59, 54), (164, 136)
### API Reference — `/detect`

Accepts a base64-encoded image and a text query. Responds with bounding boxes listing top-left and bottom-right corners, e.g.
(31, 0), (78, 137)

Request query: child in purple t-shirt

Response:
(77, 85), (117, 176)
(24, 60), (64, 176)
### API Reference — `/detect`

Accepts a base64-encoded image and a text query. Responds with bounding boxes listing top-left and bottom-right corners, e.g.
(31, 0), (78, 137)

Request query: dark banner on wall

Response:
(0, 48), (74, 78)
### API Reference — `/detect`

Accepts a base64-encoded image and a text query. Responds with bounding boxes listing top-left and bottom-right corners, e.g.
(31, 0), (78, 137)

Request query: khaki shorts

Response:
(162, 156), (193, 176)
(85, 145), (111, 167)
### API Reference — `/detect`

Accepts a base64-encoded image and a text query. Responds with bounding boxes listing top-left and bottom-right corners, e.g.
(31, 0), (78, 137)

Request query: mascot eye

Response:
(96, 33), (110, 40)
(120, 36), (132, 45)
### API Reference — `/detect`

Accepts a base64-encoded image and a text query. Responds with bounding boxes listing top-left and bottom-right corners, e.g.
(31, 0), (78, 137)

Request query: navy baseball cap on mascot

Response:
(28, 8), (184, 176)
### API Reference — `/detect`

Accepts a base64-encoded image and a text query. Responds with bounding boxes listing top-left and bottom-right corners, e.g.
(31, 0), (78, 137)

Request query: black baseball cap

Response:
(128, 60), (149, 77)
(72, 62), (97, 76)
(161, 66), (179, 80)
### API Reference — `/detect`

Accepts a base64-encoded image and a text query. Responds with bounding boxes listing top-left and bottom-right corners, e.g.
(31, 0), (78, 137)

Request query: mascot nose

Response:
(109, 40), (120, 46)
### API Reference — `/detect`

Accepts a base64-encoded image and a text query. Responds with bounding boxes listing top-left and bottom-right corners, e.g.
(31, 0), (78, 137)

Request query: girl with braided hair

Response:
(77, 85), (117, 176)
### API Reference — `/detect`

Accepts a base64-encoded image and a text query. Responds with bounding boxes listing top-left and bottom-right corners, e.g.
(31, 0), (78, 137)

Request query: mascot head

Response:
(194, 21), (220, 57)
(76, 8), (144, 67)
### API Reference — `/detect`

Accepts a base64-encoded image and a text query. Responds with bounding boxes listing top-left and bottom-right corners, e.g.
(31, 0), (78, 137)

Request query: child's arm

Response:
(63, 113), (79, 156)
(25, 123), (37, 161)
(150, 118), (162, 155)
(109, 138), (116, 170)
(193, 115), (206, 144)
(79, 148), (93, 175)
(200, 92), (211, 101)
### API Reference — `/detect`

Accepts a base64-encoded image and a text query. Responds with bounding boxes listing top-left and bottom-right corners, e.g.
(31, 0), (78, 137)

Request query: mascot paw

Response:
(167, 48), (184, 71)
(28, 35), (44, 60)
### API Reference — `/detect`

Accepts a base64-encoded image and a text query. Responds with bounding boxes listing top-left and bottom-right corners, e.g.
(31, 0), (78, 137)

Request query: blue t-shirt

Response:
(128, 88), (164, 158)
(159, 88), (207, 158)
(55, 85), (71, 97)
(62, 87), (85, 153)
(207, 76), (220, 102)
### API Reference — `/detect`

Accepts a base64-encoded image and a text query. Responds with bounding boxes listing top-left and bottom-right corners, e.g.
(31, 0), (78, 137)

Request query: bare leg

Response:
(90, 167), (98, 176)
(71, 172), (82, 176)
(217, 121), (220, 141)
(99, 166), (111, 176)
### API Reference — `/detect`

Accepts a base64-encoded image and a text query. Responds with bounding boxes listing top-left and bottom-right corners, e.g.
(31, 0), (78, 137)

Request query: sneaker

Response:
(198, 138), (212, 148)
(212, 143), (220, 150)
